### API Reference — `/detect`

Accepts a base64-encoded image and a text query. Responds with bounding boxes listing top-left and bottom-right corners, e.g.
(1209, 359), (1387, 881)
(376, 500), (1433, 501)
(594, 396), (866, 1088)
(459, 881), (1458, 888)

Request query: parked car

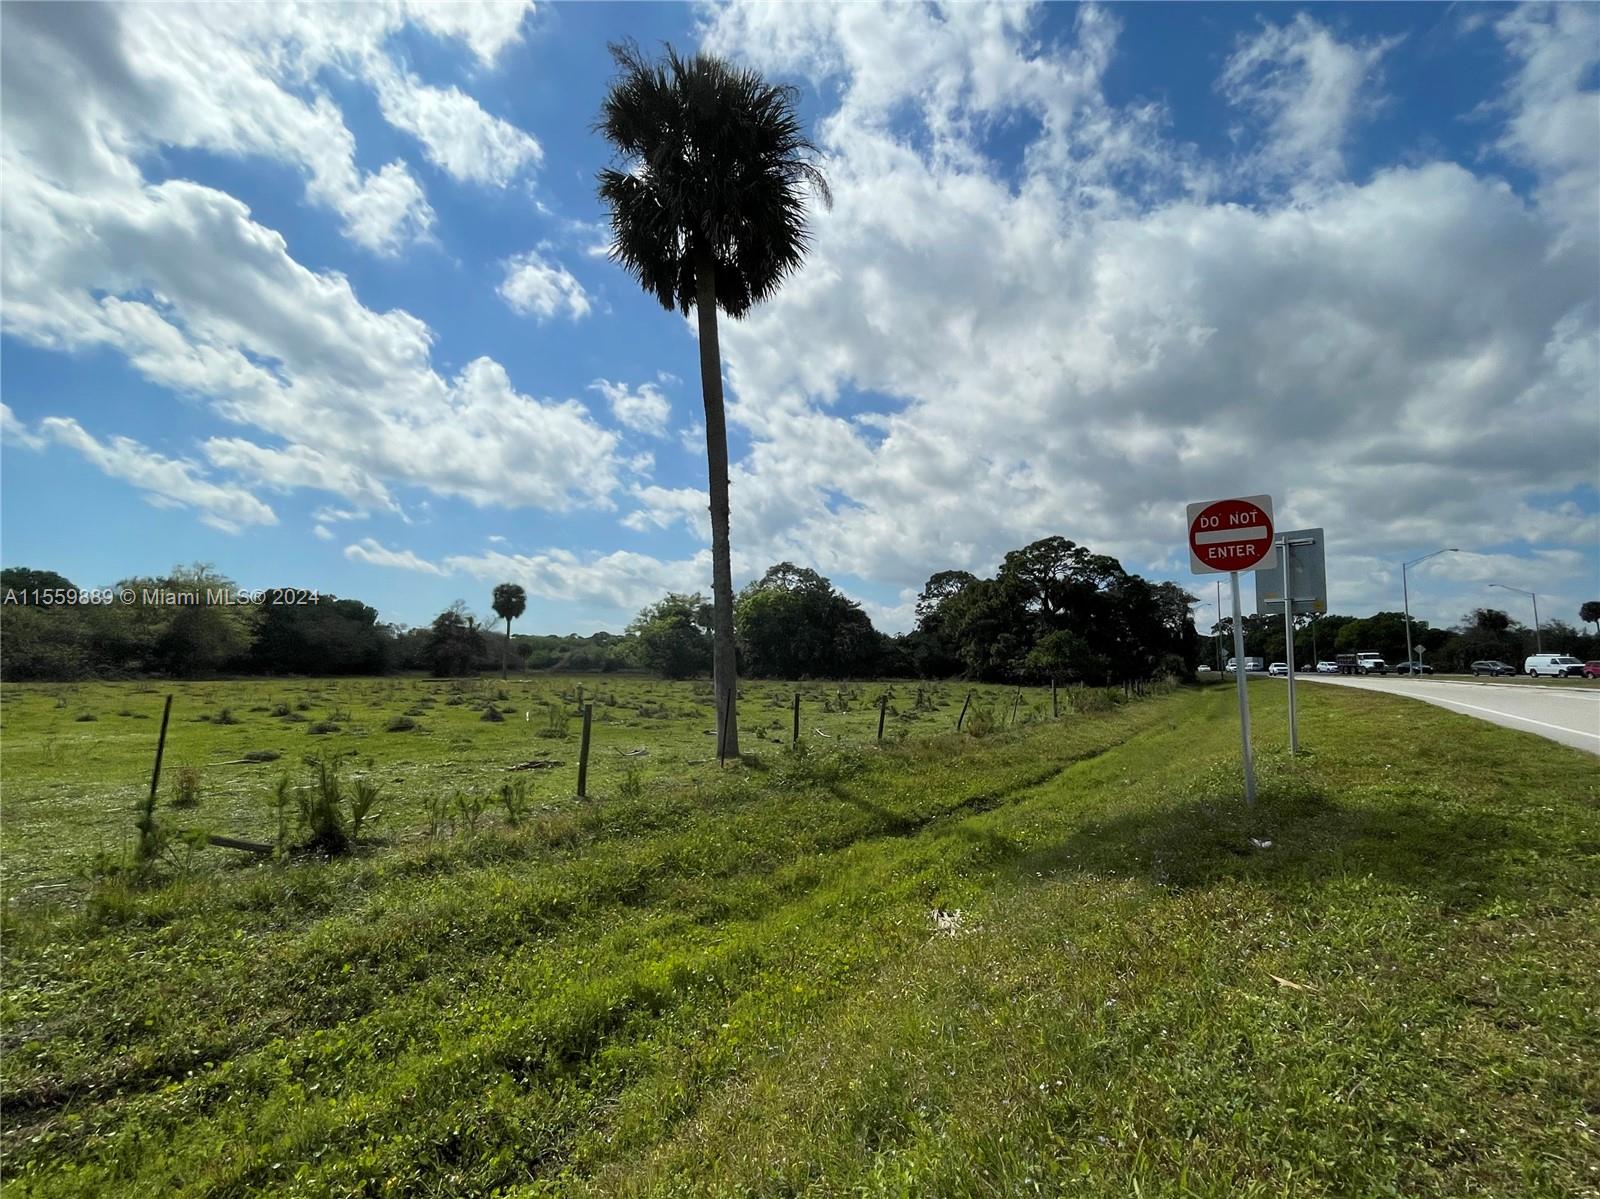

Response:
(1268, 662), (1288, 676)
(1394, 662), (1433, 675)
(1584, 661), (1600, 679)
(1245, 657), (1265, 672)
(1524, 654), (1586, 678)
(1469, 659), (1517, 676)
(1315, 661), (1339, 673)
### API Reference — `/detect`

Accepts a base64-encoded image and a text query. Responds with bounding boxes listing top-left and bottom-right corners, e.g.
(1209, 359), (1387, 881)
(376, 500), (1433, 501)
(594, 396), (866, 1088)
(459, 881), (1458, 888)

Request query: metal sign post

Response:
(1255, 527), (1325, 756)
(1280, 537), (1298, 755)
(1229, 570), (1256, 808)
(1188, 495), (1276, 811)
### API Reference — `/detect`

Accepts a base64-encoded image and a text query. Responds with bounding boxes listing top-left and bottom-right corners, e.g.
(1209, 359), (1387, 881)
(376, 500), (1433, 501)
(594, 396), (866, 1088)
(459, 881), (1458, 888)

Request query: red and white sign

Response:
(1187, 494), (1277, 575)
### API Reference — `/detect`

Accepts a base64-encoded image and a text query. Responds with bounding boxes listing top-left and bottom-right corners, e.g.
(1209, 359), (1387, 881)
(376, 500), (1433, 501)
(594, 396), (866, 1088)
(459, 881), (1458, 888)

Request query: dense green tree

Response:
(424, 604), (482, 677)
(0, 567), (77, 598)
(135, 565), (257, 677)
(491, 583), (527, 680)
(1582, 601), (1600, 634)
(0, 604), (91, 679)
(735, 563), (879, 679)
(1334, 612), (1417, 667)
(1467, 608), (1513, 635)
(251, 598), (391, 675)
(597, 41), (830, 758)
(628, 593), (713, 679)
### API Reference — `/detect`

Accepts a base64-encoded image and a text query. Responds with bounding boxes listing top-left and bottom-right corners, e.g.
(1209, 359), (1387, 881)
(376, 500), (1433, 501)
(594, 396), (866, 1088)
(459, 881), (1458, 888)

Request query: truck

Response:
(1336, 652), (1389, 676)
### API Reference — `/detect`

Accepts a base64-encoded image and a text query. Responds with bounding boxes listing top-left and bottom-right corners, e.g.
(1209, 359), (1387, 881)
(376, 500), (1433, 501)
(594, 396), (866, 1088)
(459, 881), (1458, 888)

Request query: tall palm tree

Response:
(596, 41), (829, 759)
(491, 582), (526, 680)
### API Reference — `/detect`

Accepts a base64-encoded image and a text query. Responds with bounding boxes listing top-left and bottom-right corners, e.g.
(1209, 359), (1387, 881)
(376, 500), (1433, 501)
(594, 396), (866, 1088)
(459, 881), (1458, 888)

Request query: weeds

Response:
(424, 791), (451, 838)
(453, 789), (486, 834)
(291, 755), (380, 854)
(169, 764), (202, 809)
(497, 779), (530, 825)
(616, 765), (644, 801)
(543, 702), (569, 738)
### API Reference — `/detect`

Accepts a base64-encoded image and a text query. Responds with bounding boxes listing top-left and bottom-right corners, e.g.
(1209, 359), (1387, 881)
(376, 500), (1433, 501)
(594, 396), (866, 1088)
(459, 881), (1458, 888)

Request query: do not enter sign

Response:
(1187, 494), (1277, 575)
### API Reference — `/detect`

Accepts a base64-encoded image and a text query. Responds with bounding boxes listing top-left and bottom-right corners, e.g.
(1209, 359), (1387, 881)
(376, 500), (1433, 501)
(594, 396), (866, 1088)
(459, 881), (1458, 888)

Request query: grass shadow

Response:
(1010, 784), (1546, 911)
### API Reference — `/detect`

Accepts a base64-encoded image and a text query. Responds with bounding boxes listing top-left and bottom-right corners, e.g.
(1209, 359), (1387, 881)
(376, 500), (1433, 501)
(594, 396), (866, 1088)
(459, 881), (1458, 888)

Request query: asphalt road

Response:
(1298, 674), (1600, 756)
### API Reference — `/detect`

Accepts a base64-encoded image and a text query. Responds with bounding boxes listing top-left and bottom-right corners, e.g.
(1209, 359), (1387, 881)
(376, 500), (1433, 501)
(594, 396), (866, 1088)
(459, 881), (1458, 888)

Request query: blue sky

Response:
(2, 2), (1596, 638)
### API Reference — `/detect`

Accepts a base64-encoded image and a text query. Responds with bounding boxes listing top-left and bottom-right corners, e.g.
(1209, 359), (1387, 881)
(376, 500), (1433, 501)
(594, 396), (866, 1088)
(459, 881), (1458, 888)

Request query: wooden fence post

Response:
(1010, 690), (1021, 726)
(792, 691), (801, 746)
(877, 693), (888, 742)
(149, 694), (173, 806)
(1051, 678), (1058, 719)
(577, 704), (593, 797)
(957, 691), (972, 732)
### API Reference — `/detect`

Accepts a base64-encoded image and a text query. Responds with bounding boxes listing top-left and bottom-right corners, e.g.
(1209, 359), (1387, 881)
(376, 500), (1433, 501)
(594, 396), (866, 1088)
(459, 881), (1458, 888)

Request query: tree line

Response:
(629, 537), (1202, 685)
(0, 566), (626, 681)
(6, 559), (1594, 684)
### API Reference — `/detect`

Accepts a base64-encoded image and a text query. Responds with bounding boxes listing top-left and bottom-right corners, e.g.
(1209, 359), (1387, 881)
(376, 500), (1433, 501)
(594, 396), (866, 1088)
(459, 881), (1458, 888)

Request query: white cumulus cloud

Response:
(499, 250), (593, 322)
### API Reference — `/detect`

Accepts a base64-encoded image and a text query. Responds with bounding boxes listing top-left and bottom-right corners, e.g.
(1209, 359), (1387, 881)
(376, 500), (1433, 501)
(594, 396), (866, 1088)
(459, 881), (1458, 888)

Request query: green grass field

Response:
(2, 676), (1596, 1196)
(0, 675), (1047, 890)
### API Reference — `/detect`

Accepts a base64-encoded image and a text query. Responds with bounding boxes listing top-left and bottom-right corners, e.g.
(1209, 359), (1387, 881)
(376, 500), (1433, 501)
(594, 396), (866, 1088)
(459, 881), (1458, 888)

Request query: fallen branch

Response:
(207, 834), (274, 855)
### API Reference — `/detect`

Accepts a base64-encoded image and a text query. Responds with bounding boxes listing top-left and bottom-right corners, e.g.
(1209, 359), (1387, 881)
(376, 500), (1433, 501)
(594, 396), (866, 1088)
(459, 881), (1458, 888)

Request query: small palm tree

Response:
(596, 41), (829, 758)
(491, 583), (527, 680)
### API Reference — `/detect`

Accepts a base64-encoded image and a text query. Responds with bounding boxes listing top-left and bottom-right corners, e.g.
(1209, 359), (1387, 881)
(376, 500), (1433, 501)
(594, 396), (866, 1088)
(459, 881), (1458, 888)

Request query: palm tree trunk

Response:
(695, 247), (739, 758)
(502, 617), (511, 680)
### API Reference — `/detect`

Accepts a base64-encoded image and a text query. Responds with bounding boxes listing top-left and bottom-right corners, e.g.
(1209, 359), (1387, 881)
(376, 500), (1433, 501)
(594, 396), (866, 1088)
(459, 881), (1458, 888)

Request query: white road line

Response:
(1416, 696), (1599, 741)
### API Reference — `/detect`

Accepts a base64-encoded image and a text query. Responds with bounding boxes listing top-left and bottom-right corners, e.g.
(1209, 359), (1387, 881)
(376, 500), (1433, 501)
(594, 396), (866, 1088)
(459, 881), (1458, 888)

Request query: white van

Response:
(1524, 654), (1584, 678)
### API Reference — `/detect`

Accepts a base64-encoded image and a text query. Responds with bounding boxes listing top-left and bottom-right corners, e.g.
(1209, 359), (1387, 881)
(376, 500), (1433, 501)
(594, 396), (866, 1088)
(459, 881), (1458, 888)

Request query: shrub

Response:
(74, 712), (97, 722)
(307, 721), (340, 735)
(480, 707), (505, 724)
(454, 789), (486, 834)
(134, 785), (164, 866)
(616, 766), (644, 802)
(350, 779), (380, 841)
(169, 765), (202, 809)
(242, 749), (281, 763)
(424, 791), (450, 837)
(215, 708), (241, 726)
(290, 756), (380, 855)
(964, 703), (998, 738)
(386, 715), (419, 732)
(498, 779), (530, 825)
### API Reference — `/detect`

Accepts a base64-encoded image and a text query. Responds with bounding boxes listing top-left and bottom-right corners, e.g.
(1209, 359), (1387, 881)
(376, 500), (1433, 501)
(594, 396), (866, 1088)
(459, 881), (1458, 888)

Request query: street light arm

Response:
(1404, 547), (1460, 570)
(1402, 547), (1459, 671)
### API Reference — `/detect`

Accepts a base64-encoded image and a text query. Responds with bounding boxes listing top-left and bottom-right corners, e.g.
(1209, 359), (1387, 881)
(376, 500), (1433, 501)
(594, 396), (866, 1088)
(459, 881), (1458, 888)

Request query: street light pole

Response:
(1402, 548), (1459, 677)
(1216, 579), (1223, 670)
(1490, 583), (1542, 653)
